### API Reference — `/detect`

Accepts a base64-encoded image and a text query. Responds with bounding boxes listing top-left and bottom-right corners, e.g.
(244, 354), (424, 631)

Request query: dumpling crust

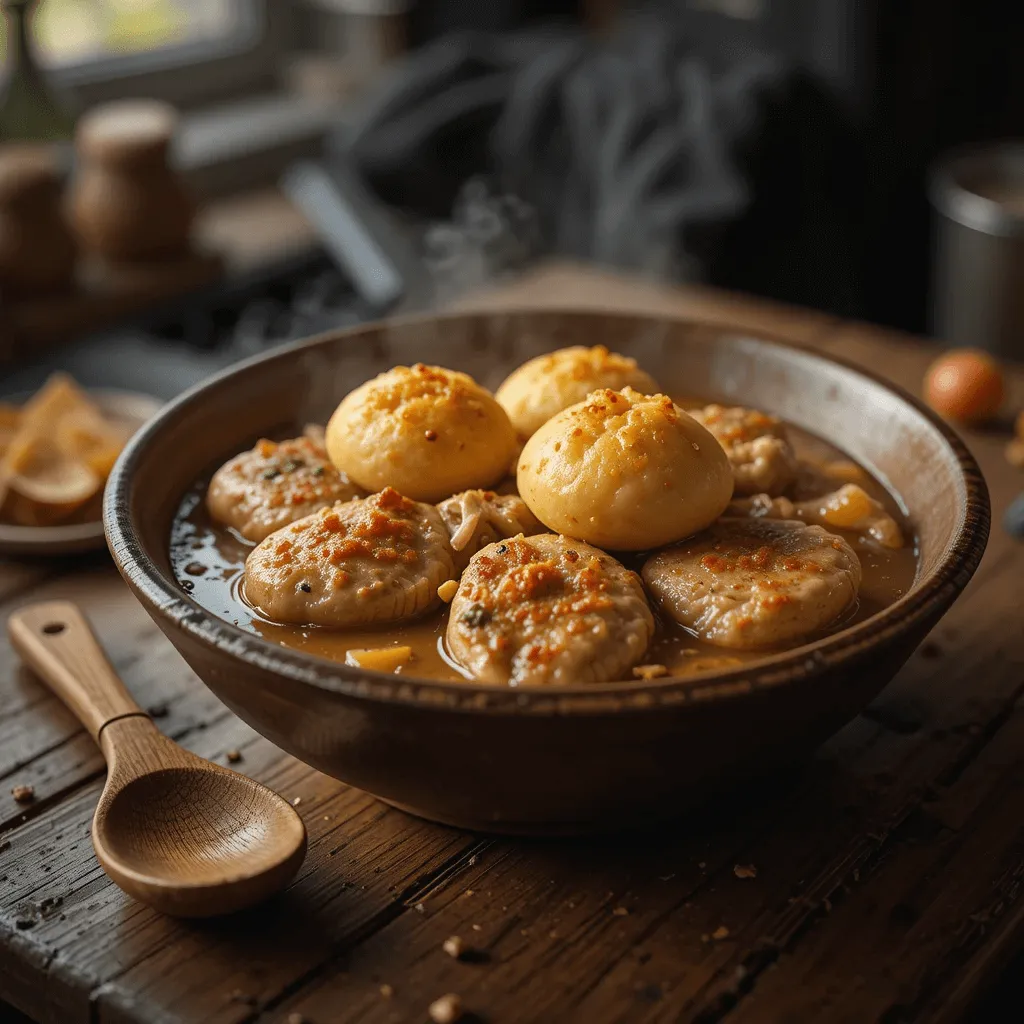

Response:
(446, 533), (654, 686)
(325, 363), (517, 503)
(244, 488), (456, 627)
(495, 345), (660, 440)
(642, 518), (862, 650)
(207, 435), (363, 542)
(517, 388), (733, 551)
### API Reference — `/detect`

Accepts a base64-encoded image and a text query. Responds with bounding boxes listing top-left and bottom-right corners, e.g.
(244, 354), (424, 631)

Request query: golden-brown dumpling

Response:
(517, 388), (733, 550)
(495, 345), (660, 440)
(325, 363), (517, 503)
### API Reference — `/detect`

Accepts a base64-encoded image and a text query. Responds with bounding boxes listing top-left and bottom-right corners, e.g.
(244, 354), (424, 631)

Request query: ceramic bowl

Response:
(1, 390), (164, 557)
(104, 310), (989, 834)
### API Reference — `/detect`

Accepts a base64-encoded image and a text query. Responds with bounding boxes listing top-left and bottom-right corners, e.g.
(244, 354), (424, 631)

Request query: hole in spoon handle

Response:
(6, 600), (146, 743)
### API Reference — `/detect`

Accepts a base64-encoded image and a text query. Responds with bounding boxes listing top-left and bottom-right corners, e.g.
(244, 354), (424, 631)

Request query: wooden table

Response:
(3, 265), (1024, 1024)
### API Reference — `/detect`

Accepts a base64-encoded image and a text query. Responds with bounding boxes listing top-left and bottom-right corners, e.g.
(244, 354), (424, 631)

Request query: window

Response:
(6, 0), (244, 67)
(1, 1), (294, 110)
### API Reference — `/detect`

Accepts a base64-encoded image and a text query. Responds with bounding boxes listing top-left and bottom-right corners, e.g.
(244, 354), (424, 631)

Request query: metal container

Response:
(930, 145), (1024, 359)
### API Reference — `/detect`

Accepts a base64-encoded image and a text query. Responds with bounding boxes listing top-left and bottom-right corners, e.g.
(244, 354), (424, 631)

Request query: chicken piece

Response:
(208, 435), (362, 543)
(643, 518), (861, 650)
(729, 484), (903, 549)
(689, 404), (798, 497)
(436, 489), (545, 572)
(244, 488), (456, 627)
(495, 345), (660, 440)
(447, 534), (654, 686)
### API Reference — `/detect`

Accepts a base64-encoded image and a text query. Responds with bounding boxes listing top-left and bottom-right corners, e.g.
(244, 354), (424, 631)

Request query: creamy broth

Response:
(170, 409), (918, 684)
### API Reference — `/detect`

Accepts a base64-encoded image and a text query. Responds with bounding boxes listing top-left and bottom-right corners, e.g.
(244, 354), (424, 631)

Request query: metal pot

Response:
(930, 145), (1024, 359)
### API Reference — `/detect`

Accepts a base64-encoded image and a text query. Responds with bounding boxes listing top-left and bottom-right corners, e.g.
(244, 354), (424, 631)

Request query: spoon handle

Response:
(7, 601), (148, 742)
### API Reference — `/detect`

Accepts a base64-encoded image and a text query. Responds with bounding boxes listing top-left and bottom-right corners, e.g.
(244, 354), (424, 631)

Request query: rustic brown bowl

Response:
(104, 310), (989, 835)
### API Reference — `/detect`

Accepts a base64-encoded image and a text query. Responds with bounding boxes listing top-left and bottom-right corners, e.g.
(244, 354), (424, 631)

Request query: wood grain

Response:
(3, 263), (1024, 1024)
(8, 602), (150, 741)
(7, 601), (306, 920)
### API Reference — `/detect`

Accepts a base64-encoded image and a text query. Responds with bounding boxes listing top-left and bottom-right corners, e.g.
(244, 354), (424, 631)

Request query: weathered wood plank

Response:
(5, 271), (1024, 1024)
(0, 569), (225, 829)
(723, 702), (1024, 1024)
(261, 550), (1024, 1024)
(0, 704), (476, 1024)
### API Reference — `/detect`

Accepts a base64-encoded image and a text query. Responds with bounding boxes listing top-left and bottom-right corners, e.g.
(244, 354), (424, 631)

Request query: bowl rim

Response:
(103, 308), (990, 715)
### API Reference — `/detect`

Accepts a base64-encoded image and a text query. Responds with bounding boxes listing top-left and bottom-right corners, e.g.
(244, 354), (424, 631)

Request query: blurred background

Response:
(2, 0), (1024, 397)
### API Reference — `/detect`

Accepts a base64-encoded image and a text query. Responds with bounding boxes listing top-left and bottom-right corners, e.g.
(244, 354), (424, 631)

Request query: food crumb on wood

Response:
(14, 904), (38, 930)
(712, 925), (730, 940)
(632, 663), (669, 680)
(379, 984), (393, 998)
(11, 785), (34, 804)
(437, 579), (459, 603)
(414, 902), (426, 913)
(468, 854), (478, 866)
(613, 906), (630, 916)
(428, 993), (463, 1023)
(472, 924), (482, 931)
(443, 935), (466, 959)
(225, 749), (242, 763)
(734, 864), (757, 879)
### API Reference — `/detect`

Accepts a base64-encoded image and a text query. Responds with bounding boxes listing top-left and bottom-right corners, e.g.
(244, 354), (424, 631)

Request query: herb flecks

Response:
(461, 603), (491, 627)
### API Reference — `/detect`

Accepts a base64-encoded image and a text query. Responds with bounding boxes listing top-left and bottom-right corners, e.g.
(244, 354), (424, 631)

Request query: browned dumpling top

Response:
(643, 518), (861, 650)
(207, 435), (362, 542)
(245, 488), (455, 627)
(447, 533), (654, 686)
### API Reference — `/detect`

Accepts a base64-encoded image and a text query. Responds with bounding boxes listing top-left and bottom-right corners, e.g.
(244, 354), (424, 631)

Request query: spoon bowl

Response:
(8, 601), (307, 918)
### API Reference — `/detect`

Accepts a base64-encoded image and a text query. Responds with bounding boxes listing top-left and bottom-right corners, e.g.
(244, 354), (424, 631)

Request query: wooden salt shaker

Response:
(70, 100), (193, 263)
(0, 143), (76, 297)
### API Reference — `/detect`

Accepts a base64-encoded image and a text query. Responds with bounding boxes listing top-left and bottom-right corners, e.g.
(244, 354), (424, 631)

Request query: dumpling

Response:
(244, 488), (455, 627)
(325, 364), (517, 503)
(207, 434), (362, 542)
(495, 345), (660, 440)
(517, 388), (733, 550)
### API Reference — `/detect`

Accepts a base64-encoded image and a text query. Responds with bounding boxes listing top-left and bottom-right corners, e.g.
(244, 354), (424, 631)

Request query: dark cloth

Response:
(345, 15), (866, 316)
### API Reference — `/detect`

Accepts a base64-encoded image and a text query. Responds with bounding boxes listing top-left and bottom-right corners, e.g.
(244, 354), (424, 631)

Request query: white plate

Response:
(0, 389), (165, 558)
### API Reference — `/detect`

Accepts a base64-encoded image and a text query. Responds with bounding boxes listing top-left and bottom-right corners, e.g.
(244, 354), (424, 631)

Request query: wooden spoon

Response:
(7, 601), (307, 918)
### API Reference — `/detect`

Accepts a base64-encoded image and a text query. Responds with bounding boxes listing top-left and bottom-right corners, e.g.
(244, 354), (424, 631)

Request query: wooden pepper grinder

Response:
(0, 144), (76, 297)
(70, 100), (193, 264)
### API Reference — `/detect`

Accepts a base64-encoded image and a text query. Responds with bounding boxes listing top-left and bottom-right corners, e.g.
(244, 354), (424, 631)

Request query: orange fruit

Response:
(923, 348), (1004, 425)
